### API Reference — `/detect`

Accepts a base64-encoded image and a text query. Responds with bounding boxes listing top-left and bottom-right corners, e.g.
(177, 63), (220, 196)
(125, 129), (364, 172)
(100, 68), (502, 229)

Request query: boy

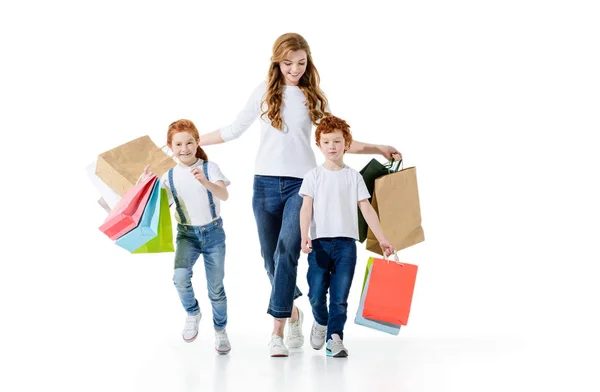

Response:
(299, 114), (394, 357)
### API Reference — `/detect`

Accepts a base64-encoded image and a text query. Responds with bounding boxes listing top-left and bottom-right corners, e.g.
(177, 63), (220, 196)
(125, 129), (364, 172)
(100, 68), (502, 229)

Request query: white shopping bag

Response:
(85, 163), (122, 211)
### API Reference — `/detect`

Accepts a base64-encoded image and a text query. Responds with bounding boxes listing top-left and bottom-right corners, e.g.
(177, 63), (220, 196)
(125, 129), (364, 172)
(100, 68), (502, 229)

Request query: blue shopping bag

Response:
(114, 179), (161, 252)
(354, 258), (401, 335)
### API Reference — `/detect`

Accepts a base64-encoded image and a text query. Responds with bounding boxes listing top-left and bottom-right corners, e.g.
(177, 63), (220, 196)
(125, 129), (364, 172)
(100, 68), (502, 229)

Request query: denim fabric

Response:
(173, 218), (227, 330)
(307, 237), (357, 340)
(252, 175), (303, 319)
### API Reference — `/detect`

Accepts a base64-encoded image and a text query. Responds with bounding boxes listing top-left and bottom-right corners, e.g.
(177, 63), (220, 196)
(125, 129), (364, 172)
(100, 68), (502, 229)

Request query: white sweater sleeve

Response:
(219, 82), (266, 142)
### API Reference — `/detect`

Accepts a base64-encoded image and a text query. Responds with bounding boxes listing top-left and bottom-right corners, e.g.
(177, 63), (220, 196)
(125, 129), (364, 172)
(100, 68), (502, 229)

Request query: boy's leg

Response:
(327, 238), (357, 341)
(307, 239), (331, 328)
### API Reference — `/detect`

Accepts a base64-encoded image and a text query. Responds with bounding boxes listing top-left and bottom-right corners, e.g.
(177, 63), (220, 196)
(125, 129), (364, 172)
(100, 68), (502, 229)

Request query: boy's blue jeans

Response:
(252, 175), (303, 319)
(307, 237), (357, 341)
(173, 218), (227, 330)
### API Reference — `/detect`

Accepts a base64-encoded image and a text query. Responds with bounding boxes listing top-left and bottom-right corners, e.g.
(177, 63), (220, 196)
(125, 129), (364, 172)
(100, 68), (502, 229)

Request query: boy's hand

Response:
(191, 167), (208, 185)
(379, 239), (394, 257)
(301, 236), (312, 254)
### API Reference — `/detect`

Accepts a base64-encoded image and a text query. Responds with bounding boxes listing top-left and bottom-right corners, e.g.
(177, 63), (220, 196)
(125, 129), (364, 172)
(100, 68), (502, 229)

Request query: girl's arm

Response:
(300, 196), (313, 253)
(203, 180), (229, 201)
(190, 167), (229, 201)
(348, 140), (402, 161)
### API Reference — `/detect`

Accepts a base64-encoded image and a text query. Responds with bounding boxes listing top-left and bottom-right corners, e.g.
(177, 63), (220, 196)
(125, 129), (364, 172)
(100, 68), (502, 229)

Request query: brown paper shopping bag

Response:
(95, 136), (176, 196)
(366, 165), (424, 255)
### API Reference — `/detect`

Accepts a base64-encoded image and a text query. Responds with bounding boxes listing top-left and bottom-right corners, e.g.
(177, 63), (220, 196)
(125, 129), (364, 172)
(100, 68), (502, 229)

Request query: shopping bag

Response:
(95, 135), (176, 197)
(132, 188), (174, 253)
(98, 174), (158, 240)
(362, 256), (418, 325)
(366, 163), (424, 254)
(357, 159), (401, 243)
(85, 163), (121, 211)
(114, 179), (161, 252)
(354, 257), (401, 335)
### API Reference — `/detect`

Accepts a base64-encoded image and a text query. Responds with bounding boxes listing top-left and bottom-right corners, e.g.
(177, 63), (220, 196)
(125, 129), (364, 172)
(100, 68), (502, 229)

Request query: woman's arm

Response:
(199, 130), (225, 146)
(348, 140), (402, 161)
(199, 82), (264, 147)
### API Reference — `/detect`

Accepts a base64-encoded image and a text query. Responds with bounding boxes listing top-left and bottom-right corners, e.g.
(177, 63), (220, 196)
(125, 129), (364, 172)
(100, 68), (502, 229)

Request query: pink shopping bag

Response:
(98, 174), (157, 240)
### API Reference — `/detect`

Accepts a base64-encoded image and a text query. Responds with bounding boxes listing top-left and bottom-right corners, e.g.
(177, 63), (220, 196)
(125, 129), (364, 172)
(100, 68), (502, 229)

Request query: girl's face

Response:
(279, 50), (307, 86)
(170, 131), (199, 166)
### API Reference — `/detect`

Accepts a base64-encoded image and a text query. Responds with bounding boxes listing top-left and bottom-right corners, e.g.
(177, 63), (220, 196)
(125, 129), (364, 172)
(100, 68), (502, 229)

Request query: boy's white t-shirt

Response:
(298, 165), (370, 241)
(160, 159), (230, 226)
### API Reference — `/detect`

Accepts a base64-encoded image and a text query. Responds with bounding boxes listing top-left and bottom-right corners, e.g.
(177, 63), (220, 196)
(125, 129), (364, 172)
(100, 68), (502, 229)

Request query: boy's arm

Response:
(300, 196), (313, 253)
(358, 199), (394, 256)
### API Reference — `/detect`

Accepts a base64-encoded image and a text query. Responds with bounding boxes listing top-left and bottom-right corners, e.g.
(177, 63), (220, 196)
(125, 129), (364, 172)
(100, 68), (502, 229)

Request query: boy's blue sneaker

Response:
(325, 334), (348, 357)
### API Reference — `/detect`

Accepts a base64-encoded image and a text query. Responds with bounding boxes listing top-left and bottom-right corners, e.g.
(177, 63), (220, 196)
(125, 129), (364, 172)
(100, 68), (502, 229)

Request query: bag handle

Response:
(386, 159), (403, 173)
(383, 249), (404, 266)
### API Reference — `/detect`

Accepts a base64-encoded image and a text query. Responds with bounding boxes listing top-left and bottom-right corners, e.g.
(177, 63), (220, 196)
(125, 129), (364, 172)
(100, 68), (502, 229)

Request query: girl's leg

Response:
(202, 223), (227, 330)
(173, 232), (202, 315)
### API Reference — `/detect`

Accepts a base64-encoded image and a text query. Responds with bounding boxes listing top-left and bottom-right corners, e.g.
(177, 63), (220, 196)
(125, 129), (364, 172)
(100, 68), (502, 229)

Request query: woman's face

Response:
(279, 50), (307, 86)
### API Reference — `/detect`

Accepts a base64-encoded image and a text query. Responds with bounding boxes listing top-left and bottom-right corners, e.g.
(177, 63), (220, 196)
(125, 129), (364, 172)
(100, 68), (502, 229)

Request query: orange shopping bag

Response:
(362, 255), (418, 325)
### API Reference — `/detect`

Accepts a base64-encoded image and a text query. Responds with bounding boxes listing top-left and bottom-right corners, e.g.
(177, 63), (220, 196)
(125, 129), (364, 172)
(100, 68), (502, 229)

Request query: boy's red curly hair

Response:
(315, 114), (353, 151)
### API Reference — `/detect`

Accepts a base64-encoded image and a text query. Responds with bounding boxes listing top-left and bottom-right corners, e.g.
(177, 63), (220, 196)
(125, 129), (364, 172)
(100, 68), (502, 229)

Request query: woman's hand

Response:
(379, 145), (402, 161)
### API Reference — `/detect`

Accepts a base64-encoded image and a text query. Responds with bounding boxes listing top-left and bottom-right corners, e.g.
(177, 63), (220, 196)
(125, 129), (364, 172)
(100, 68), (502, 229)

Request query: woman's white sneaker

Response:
(285, 307), (304, 348)
(269, 335), (289, 357)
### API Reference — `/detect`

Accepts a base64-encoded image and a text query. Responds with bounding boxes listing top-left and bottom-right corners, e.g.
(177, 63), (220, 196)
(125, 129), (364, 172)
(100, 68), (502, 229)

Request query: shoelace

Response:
(288, 324), (302, 338)
(312, 326), (326, 340)
(270, 337), (285, 347)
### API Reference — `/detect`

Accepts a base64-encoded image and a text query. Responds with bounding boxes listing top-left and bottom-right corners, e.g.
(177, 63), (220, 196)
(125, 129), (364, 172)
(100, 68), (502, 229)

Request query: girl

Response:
(198, 33), (402, 357)
(145, 119), (231, 355)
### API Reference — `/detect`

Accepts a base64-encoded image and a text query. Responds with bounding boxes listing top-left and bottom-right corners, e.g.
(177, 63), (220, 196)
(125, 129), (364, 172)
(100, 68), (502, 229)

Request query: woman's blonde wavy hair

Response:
(261, 33), (329, 130)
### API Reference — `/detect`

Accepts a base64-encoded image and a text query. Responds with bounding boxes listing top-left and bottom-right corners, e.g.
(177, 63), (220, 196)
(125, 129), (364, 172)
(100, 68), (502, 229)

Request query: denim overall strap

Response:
(168, 168), (188, 225)
(203, 161), (218, 221)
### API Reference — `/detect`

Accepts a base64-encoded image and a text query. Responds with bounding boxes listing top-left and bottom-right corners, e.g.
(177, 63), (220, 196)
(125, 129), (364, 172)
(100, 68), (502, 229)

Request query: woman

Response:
(199, 32), (401, 357)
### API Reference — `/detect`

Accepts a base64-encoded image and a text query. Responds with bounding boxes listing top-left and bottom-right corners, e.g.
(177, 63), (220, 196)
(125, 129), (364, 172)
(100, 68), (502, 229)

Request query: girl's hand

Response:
(141, 164), (155, 181)
(190, 167), (208, 185)
(379, 239), (394, 257)
(379, 145), (402, 161)
(301, 237), (312, 254)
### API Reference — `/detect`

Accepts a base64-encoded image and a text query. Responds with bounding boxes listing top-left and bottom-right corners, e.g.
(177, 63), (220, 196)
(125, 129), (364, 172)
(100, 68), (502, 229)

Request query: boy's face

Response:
(318, 130), (347, 162)
(170, 131), (199, 166)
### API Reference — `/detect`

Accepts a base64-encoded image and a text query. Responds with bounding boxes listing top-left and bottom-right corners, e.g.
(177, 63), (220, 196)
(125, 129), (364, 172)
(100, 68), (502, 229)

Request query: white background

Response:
(1, 0), (599, 391)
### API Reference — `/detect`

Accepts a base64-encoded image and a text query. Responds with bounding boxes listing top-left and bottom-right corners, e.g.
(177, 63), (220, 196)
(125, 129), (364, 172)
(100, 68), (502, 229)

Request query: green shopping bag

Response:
(132, 188), (174, 253)
(357, 159), (401, 242)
